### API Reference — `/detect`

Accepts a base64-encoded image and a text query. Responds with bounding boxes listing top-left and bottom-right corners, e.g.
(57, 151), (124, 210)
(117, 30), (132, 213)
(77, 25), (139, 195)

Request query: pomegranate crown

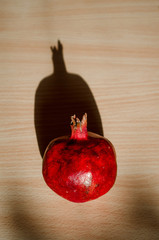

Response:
(70, 113), (88, 140)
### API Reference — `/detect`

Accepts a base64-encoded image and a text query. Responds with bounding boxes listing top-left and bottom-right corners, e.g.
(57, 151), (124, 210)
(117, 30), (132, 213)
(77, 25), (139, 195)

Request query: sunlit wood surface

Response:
(0, 1), (159, 240)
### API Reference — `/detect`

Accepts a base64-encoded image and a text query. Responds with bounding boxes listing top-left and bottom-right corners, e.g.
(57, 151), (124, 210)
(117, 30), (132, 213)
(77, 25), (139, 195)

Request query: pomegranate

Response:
(43, 113), (117, 203)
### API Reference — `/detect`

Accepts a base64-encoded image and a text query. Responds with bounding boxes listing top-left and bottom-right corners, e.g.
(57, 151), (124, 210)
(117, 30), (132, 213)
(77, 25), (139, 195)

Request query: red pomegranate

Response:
(43, 114), (117, 203)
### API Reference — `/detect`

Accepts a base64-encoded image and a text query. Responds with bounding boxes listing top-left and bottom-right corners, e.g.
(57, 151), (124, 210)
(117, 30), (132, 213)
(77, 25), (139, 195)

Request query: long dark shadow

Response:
(34, 41), (103, 157)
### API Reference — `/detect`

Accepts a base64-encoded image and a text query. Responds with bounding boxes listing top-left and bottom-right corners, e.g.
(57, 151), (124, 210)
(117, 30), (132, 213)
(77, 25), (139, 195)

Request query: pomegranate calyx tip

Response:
(70, 113), (88, 140)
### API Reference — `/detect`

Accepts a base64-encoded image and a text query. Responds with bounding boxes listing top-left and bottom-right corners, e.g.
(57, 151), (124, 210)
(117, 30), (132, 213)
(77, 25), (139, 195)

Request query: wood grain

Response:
(0, 1), (159, 239)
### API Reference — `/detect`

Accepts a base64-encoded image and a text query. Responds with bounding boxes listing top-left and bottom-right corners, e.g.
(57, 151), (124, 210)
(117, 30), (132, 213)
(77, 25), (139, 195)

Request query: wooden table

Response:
(0, 1), (159, 239)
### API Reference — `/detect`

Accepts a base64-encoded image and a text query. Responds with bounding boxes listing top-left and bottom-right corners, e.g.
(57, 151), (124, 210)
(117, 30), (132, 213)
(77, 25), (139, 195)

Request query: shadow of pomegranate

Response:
(34, 41), (103, 157)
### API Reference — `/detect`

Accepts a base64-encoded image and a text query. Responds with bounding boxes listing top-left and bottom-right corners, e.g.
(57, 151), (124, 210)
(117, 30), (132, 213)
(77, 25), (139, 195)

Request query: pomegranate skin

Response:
(43, 129), (117, 203)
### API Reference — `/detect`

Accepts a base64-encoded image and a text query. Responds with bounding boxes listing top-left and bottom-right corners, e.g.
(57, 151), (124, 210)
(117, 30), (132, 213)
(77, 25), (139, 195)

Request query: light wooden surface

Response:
(0, 1), (159, 240)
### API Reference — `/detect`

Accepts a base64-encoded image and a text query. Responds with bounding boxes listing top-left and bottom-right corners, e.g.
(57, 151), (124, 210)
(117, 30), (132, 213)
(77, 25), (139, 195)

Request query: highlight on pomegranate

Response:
(42, 113), (117, 203)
